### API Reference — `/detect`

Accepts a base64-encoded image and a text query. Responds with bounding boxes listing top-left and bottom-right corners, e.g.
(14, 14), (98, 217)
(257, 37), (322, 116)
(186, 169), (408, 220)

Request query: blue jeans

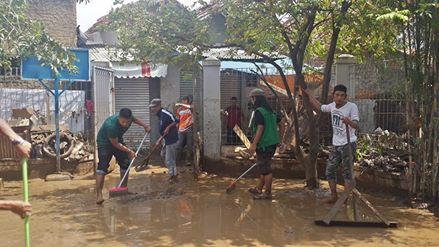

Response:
(161, 142), (178, 177)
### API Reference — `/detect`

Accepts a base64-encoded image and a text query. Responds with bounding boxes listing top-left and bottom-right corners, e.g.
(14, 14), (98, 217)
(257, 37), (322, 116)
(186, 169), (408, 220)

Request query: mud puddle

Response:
(1, 166), (439, 246)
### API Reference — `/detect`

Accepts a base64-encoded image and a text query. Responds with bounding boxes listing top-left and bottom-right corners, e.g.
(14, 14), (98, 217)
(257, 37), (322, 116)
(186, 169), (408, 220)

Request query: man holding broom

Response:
(0, 118), (32, 218)
(95, 108), (151, 204)
(302, 84), (359, 203)
(149, 98), (179, 182)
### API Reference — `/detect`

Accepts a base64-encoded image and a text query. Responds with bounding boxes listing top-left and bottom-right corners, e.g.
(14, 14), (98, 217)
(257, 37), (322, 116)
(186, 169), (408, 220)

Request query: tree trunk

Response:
(321, 0), (352, 103)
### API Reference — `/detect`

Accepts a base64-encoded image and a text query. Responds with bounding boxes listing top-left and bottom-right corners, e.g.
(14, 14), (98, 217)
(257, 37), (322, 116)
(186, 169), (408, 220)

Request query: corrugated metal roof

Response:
(203, 47), (286, 62)
(89, 47), (119, 63)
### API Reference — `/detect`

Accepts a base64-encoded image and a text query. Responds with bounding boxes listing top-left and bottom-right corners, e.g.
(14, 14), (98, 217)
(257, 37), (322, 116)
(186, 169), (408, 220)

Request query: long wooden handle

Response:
(22, 158), (30, 247)
(233, 125), (251, 149)
(345, 123), (355, 186)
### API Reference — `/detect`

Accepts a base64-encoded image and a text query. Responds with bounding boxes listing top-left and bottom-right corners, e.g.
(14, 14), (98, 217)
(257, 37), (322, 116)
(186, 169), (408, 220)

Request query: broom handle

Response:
(234, 163), (258, 183)
(118, 133), (148, 187)
(345, 123), (356, 187)
(22, 158), (30, 247)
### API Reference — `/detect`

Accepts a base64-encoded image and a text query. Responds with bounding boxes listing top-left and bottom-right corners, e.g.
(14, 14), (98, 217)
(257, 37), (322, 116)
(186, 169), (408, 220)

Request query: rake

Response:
(314, 124), (398, 228)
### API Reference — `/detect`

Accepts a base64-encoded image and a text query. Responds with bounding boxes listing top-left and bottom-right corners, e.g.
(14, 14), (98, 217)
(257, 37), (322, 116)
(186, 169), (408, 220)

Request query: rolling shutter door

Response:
(180, 70), (194, 100)
(114, 78), (150, 148)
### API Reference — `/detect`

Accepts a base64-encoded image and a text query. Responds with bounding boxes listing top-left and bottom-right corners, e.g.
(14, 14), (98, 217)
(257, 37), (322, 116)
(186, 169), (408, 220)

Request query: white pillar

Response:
(334, 54), (356, 96)
(202, 57), (221, 161)
(160, 64), (181, 109)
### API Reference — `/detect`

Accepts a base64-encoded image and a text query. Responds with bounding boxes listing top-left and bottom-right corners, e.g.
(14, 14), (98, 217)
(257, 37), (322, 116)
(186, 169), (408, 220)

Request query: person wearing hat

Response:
(302, 84), (359, 204)
(247, 88), (281, 200)
(149, 98), (180, 182)
(95, 108), (151, 204)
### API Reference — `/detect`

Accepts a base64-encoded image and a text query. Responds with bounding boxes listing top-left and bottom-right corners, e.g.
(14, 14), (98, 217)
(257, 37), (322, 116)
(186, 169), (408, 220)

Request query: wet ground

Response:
(1, 166), (439, 247)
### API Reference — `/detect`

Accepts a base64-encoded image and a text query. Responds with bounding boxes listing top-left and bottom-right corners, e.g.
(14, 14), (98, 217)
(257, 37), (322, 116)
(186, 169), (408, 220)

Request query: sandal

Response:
(248, 187), (262, 195)
(253, 193), (272, 200)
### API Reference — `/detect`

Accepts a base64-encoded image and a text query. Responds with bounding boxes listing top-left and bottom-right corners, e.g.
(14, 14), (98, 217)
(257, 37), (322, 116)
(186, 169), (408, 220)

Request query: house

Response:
(84, 17), (199, 148)
(0, 0), (86, 135)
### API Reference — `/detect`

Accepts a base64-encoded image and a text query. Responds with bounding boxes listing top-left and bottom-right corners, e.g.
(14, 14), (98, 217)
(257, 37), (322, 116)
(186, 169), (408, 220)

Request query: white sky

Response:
(77, 0), (198, 32)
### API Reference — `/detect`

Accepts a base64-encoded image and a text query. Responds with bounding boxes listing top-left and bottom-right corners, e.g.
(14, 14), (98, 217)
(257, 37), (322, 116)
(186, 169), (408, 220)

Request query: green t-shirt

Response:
(97, 115), (132, 148)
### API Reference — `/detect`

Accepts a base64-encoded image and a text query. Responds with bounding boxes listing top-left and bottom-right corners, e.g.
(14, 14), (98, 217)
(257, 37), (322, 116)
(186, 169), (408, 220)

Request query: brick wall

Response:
(27, 0), (77, 47)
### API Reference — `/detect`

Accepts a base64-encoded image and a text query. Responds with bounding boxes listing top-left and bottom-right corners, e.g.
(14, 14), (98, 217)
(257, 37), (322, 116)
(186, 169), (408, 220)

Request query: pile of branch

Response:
(357, 128), (412, 175)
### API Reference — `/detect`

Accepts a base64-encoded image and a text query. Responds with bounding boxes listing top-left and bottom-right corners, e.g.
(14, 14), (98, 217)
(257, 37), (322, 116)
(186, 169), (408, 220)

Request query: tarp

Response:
(112, 62), (168, 78)
(0, 88), (85, 133)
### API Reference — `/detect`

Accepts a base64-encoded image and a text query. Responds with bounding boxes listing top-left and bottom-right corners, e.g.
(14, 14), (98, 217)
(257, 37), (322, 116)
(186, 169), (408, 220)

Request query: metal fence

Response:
(218, 60), (409, 146)
(219, 67), (293, 145)
(345, 60), (407, 135)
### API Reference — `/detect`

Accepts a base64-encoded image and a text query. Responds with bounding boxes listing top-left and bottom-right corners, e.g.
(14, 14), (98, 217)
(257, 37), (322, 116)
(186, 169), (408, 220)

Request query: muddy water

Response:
(1, 167), (439, 247)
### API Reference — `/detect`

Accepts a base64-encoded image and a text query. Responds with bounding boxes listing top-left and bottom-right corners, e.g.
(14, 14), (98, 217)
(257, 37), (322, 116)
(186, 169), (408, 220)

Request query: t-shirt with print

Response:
(321, 101), (359, 146)
(176, 106), (193, 132)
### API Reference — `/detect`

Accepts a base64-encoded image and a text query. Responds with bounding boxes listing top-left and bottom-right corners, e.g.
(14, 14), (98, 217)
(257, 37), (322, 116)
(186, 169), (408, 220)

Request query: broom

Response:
(109, 133), (148, 197)
(226, 163), (258, 193)
(135, 135), (164, 172)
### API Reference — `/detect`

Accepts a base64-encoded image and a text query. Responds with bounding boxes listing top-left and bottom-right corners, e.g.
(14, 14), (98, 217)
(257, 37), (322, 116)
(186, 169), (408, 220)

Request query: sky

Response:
(77, 0), (197, 32)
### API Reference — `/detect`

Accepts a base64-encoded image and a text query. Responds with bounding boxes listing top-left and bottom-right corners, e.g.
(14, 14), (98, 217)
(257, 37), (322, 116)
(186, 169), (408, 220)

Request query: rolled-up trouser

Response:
(96, 145), (130, 175)
(256, 145), (277, 175)
(325, 142), (356, 183)
(161, 142), (178, 177)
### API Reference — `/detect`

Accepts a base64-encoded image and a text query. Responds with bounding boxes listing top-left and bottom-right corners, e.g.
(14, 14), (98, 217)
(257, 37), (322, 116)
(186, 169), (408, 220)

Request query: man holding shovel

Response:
(149, 98), (179, 182)
(302, 84), (359, 203)
(95, 108), (151, 204)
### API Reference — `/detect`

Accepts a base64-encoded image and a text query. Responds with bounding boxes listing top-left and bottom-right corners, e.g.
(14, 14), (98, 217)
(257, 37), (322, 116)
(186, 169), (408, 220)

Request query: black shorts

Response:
(97, 146), (130, 174)
(256, 145), (276, 175)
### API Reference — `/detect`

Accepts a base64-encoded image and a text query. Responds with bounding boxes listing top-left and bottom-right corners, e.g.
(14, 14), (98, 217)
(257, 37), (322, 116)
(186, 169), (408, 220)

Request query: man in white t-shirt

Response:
(302, 84), (359, 203)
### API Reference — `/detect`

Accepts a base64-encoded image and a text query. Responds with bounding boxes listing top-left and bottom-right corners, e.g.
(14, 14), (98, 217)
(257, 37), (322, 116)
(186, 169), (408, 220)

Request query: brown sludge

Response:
(1, 166), (439, 246)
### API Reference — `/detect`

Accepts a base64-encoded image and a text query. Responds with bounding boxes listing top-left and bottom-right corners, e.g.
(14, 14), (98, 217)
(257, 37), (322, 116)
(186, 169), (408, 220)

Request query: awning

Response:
(113, 62), (168, 78)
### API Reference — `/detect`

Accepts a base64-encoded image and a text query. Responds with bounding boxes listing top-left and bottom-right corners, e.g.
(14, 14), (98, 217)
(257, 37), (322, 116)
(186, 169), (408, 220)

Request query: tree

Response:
(0, 0), (89, 74)
(224, 0), (358, 188)
(337, 0), (438, 199)
(107, 0), (358, 189)
(106, 0), (209, 65)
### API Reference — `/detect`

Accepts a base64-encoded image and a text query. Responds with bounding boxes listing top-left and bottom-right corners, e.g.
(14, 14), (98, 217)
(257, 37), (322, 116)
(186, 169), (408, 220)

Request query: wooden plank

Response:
(353, 189), (391, 226)
(315, 220), (398, 228)
(233, 124), (251, 149)
(322, 187), (353, 224)
(353, 194), (359, 221)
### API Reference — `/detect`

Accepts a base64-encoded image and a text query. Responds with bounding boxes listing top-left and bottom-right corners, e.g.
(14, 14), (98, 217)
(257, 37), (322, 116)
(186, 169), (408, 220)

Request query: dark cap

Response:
(249, 88), (265, 97)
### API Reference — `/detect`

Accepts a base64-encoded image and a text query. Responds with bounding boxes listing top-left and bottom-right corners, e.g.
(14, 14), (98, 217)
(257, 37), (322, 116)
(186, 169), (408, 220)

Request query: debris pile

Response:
(31, 130), (93, 162)
(356, 128), (412, 175)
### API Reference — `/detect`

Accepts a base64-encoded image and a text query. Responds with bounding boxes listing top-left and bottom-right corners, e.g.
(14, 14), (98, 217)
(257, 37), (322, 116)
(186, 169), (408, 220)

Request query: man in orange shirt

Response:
(176, 95), (193, 164)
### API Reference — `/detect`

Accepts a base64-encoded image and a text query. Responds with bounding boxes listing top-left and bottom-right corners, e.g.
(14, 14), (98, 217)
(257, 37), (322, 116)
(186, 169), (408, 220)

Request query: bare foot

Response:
(96, 194), (104, 205)
(323, 196), (338, 204)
